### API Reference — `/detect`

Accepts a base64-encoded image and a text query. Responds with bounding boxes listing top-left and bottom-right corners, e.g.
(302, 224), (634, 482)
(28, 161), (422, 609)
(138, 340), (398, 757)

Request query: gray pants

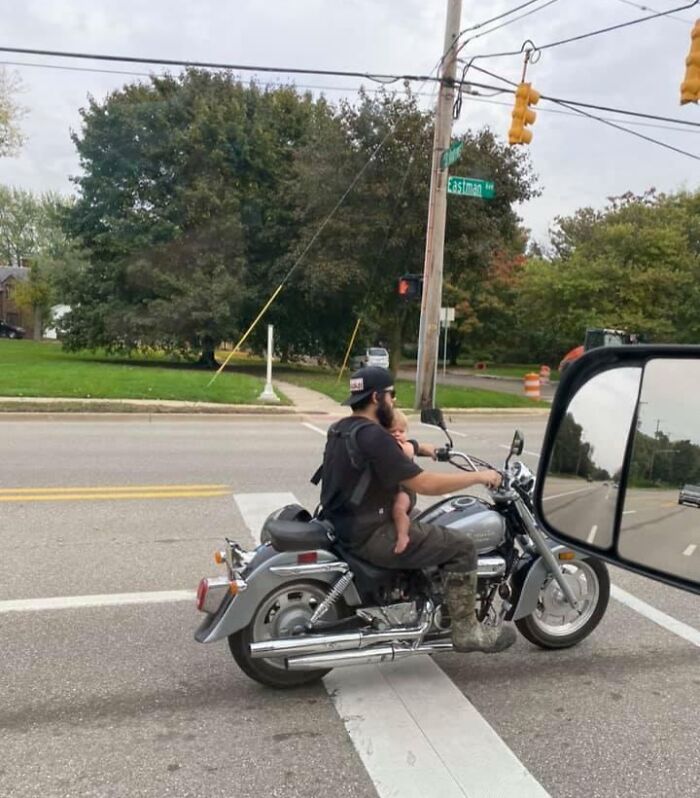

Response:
(352, 519), (477, 573)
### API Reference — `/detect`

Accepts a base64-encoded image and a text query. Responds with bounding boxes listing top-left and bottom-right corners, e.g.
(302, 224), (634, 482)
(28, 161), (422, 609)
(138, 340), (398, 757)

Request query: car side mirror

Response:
(535, 345), (700, 595)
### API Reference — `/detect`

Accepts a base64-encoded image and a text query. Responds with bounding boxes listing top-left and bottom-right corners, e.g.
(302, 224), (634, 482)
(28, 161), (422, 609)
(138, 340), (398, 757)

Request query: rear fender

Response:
(195, 545), (361, 643)
(508, 543), (590, 621)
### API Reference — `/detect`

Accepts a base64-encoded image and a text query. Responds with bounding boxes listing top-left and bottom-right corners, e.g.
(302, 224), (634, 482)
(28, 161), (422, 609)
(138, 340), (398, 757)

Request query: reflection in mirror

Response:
(619, 359), (700, 583)
(542, 367), (642, 549)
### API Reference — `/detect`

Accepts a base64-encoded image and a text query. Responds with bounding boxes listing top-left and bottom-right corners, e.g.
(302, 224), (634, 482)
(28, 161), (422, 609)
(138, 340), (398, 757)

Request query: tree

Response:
(0, 187), (79, 336)
(64, 70), (326, 365)
(512, 190), (700, 364)
(0, 67), (25, 157)
(270, 94), (538, 369)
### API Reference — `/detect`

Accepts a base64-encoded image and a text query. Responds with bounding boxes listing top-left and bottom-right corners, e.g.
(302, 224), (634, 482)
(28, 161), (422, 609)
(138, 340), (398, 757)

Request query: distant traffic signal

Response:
(397, 274), (422, 301)
(680, 20), (700, 104)
(508, 82), (540, 145)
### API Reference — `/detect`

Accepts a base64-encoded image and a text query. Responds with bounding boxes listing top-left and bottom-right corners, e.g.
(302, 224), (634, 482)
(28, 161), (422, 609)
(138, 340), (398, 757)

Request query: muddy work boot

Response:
(444, 571), (516, 654)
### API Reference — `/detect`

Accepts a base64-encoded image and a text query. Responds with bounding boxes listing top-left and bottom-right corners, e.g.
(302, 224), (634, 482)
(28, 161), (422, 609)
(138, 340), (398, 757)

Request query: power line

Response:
(462, 90), (700, 133)
(466, 65), (700, 127)
(458, 0), (565, 50)
(6, 56), (700, 136)
(465, 67), (700, 160)
(546, 95), (700, 160)
(0, 44), (443, 86)
(459, 0), (548, 34)
(465, 0), (699, 60)
(614, 0), (692, 23)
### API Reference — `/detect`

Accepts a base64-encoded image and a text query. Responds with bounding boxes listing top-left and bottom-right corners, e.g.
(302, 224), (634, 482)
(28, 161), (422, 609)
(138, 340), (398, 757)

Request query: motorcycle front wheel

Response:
(515, 557), (610, 649)
(229, 580), (345, 689)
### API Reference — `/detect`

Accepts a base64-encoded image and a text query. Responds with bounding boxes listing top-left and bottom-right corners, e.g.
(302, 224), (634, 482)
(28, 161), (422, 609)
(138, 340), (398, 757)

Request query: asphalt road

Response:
(1, 414), (698, 798)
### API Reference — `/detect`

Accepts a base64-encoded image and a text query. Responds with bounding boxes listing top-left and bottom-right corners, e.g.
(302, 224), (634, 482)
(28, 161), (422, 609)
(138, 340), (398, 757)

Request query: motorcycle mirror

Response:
(510, 430), (524, 457)
(420, 408), (445, 428)
(535, 345), (700, 595)
(420, 407), (453, 449)
(505, 430), (524, 469)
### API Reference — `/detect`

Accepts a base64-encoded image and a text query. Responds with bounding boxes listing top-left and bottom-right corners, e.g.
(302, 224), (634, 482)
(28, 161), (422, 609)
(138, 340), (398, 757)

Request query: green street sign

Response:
(447, 176), (495, 200)
(440, 141), (463, 169)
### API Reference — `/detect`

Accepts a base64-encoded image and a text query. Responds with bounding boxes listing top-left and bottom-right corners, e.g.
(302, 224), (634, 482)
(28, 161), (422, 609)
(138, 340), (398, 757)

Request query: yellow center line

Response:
(0, 490), (232, 502)
(0, 484), (228, 494)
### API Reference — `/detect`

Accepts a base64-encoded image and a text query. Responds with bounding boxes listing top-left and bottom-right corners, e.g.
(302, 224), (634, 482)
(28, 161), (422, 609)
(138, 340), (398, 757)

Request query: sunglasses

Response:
(381, 388), (397, 399)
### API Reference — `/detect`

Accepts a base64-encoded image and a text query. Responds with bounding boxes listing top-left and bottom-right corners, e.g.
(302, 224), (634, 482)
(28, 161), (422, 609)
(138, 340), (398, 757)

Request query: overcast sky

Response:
(1, 0), (698, 243)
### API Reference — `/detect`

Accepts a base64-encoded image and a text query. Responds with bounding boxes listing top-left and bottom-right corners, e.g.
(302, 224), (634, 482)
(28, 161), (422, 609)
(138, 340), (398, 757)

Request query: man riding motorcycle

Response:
(315, 366), (516, 654)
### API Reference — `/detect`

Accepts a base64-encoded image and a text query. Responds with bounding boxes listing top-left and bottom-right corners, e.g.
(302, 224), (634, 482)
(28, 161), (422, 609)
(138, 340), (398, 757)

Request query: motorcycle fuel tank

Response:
(418, 496), (506, 553)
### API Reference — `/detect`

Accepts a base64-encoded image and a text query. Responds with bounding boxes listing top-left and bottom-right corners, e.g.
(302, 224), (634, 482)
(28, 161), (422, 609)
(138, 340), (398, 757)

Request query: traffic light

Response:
(680, 20), (700, 105)
(397, 274), (422, 301)
(508, 82), (540, 145)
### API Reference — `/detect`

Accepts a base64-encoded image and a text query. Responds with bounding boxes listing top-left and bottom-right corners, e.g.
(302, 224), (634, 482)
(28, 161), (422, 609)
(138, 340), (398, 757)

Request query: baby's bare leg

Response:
(392, 492), (412, 554)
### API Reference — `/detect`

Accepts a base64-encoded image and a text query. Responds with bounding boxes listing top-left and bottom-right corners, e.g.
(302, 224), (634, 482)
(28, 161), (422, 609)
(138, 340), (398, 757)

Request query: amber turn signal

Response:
(214, 550), (226, 565)
(558, 551), (576, 561)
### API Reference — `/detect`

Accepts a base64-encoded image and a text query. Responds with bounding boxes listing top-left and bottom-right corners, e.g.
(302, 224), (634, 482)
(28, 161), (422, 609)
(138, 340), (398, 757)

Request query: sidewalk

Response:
(0, 380), (550, 418)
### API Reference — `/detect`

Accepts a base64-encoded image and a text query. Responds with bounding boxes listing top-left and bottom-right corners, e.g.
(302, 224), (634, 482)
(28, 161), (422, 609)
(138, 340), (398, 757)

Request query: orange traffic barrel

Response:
(539, 365), (551, 385)
(524, 372), (541, 399)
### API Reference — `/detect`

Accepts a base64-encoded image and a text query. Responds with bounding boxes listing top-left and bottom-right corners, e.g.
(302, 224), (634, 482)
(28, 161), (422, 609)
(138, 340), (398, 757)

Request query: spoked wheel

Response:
(229, 581), (344, 688)
(515, 558), (610, 649)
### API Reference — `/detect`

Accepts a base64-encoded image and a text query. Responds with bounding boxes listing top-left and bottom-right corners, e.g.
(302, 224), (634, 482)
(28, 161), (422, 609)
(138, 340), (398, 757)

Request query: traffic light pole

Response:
(414, 0), (463, 410)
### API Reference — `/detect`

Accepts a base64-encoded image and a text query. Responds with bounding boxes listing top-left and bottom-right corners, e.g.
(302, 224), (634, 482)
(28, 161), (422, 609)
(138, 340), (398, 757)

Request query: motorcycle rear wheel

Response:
(229, 580), (345, 689)
(515, 557), (610, 649)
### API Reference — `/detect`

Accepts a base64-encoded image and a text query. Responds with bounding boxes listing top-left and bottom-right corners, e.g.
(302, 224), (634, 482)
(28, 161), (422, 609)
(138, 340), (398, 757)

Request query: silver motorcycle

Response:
(195, 409), (610, 688)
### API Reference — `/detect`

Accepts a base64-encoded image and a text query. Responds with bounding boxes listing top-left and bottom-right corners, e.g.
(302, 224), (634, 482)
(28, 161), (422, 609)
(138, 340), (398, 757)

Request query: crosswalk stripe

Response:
(234, 491), (551, 798)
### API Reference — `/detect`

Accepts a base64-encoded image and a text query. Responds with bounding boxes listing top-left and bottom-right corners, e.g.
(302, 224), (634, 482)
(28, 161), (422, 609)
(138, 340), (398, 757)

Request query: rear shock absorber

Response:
(307, 571), (354, 626)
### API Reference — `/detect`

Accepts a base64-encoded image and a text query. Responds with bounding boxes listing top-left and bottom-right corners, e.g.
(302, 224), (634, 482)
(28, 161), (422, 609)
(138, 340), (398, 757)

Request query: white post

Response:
(442, 307), (449, 377)
(258, 324), (280, 403)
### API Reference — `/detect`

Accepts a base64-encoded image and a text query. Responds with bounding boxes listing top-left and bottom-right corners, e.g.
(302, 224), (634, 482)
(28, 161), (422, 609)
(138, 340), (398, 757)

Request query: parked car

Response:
(0, 321), (25, 339)
(678, 484), (700, 508)
(350, 347), (390, 370)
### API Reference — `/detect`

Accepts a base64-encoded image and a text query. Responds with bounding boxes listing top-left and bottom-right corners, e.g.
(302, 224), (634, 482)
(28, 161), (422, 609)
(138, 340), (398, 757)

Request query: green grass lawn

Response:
(279, 371), (549, 409)
(0, 340), (289, 405)
(455, 362), (560, 380)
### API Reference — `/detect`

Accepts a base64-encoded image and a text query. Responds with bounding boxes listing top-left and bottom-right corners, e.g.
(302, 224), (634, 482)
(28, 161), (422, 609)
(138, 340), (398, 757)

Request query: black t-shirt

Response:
(319, 416), (422, 547)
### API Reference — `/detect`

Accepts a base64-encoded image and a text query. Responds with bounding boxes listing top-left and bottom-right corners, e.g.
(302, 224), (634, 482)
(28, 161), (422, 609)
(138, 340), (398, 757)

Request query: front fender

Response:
(195, 546), (361, 643)
(508, 543), (589, 621)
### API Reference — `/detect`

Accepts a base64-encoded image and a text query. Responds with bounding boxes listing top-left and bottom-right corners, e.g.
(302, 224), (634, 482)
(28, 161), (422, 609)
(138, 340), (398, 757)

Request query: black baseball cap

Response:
(341, 366), (394, 406)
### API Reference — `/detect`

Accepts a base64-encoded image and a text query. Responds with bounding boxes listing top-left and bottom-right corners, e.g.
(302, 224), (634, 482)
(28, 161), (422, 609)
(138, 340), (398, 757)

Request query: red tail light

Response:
(297, 551), (318, 565)
(196, 578), (208, 611)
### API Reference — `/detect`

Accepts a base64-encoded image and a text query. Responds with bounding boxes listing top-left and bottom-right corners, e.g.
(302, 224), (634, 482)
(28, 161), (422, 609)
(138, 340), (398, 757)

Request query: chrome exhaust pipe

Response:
(250, 625), (424, 660)
(250, 600), (434, 660)
(286, 641), (454, 670)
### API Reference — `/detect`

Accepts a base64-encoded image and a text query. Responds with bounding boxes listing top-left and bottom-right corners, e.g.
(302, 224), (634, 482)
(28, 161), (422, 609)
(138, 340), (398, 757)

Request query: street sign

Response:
(440, 306), (455, 326)
(447, 176), (495, 199)
(440, 141), (463, 169)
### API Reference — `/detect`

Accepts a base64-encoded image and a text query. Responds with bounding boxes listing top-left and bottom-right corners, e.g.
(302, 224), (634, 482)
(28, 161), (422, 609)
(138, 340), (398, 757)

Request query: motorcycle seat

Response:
(265, 519), (334, 552)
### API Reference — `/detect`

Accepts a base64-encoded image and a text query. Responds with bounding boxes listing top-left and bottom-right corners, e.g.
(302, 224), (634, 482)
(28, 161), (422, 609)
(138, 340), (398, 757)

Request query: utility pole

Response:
(414, 0), (463, 410)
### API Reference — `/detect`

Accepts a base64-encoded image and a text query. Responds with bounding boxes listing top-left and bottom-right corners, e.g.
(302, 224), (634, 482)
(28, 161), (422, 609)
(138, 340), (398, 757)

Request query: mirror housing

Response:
(420, 408), (446, 428)
(535, 345), (700, 595)
(510, 430), (524, 457)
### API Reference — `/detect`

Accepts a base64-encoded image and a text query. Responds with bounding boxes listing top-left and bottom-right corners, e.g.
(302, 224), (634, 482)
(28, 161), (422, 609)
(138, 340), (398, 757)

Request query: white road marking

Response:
(611, 585), (700, 648)
(302, 421), (327, 436)
(542, 485), (596, 502)
(683, 544), (697, 557)
(0, 590), (195, 614)
(622, 510), (637, 515)
(234, 493), (550, 798)
(326, 658), (550, 798)
(587, 524), (598, 544)
(234, 492), (299, 544)
(421, 422), (468, 438)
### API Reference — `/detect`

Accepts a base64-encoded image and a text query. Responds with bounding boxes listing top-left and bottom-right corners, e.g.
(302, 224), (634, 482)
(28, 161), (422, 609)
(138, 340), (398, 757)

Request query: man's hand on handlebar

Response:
(477, 469), (502, 490)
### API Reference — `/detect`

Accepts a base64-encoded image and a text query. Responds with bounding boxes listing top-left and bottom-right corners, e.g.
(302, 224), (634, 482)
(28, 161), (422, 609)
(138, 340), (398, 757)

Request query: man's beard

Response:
(377, 394), (394, 429)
